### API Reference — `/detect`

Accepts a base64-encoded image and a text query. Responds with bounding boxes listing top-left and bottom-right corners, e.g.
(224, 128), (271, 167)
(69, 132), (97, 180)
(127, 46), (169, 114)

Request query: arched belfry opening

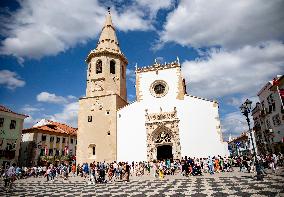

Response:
(96, 59), (102, 74)
(110, 60), (115, 74)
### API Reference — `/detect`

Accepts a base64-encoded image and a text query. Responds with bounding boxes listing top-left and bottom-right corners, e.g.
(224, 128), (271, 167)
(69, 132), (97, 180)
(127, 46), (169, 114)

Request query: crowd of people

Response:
(1, 153), (283, 189)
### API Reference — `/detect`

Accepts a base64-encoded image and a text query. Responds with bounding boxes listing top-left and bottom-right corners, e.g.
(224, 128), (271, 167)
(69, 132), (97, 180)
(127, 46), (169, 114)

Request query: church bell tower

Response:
(77, 9), (128, 163)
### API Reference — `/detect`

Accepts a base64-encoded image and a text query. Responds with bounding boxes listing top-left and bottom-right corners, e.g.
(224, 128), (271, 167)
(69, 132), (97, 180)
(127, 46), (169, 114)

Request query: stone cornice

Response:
(186, 94), (218, 104)
(136, 61), (180, 73)
(145, 120), (180, 125)
(86, 50), (128, 65)
(80, 93), (128, 105)
(79, 93), (116, 100)
(145, 108), (179, 124)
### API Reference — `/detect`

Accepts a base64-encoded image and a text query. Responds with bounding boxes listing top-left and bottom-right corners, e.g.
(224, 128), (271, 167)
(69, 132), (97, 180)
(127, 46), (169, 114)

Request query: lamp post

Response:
(240, 99), (262, 180)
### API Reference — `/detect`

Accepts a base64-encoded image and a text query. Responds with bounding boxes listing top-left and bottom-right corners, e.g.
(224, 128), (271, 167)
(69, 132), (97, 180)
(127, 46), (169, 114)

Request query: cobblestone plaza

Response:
(1, 168), (283, 196)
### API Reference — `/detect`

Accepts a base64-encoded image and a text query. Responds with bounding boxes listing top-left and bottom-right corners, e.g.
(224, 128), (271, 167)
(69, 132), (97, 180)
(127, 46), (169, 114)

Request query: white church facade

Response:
(117, 63), (228, 162)
(76, 10), (228, 164)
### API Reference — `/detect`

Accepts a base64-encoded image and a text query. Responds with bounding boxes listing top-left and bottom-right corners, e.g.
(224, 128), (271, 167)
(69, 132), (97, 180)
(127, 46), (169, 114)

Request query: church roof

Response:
(86, 9), (128, 64)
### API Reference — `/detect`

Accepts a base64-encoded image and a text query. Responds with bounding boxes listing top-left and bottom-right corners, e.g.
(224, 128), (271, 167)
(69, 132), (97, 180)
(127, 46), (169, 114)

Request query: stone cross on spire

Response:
(96, 8), (120, 53)
(103, 7), (115, 29)
(86, 8), (127, 64)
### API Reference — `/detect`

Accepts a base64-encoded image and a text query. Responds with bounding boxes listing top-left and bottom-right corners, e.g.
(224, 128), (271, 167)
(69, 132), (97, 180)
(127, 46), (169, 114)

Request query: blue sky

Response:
(0, 0), (283, 140)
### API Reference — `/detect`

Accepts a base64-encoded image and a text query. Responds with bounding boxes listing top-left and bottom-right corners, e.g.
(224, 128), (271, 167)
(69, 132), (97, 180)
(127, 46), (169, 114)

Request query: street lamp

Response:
(240, 99), (262, 180)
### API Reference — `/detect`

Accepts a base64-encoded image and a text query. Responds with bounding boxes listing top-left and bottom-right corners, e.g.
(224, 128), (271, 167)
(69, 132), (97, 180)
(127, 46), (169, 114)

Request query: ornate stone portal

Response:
(145, 107), (181, 161)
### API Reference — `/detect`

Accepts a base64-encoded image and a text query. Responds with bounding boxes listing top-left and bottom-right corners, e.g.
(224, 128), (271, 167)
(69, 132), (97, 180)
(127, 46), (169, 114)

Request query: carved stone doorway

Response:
(157, 145), (172, 161)
(145, 108), (182, 161)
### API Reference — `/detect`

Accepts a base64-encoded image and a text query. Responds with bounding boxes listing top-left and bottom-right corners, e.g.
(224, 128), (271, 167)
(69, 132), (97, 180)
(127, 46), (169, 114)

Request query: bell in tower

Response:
(85, 8), (128, 100)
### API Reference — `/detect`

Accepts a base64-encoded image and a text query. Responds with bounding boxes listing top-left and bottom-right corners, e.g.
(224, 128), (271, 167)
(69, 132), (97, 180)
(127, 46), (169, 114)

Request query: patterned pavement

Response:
(0, 171), (283, 196)
(94, 175), (284, 197)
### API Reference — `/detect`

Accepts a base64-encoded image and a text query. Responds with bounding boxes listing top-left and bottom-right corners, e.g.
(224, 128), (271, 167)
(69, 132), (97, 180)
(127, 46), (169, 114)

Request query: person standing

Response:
(76, 164), (80, 176)
(270, 155), (276, 173)
(71, 164), (76, 177)
(208, 156), (214, 175)
(4, 163), (16, 191)
(108, 164), (114, 182)
(83, 163), (89, 178)
(113, 161), (118, 180)
(63, 164), (68, 180)
(158, 162), (164, 180)
(150, 161), (157, 178)
(125, 162), (130, 182)
(46, 167), (51, 181)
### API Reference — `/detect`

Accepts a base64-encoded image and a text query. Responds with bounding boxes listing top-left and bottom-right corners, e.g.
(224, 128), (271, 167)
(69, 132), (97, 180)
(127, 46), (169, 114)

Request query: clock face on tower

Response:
(150, 80), (169, 98)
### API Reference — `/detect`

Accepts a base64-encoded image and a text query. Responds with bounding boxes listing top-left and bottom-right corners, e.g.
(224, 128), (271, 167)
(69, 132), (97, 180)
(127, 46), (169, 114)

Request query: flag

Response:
(44, 146), (48, 155)
(273, 78), (280, 86)
(64, 146), (69, 155)
(279, 89), (284, 98)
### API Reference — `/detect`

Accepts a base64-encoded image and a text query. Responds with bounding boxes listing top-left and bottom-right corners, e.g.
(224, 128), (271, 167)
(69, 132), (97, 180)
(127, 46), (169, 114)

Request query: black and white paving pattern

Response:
(0, 171), (283, 196)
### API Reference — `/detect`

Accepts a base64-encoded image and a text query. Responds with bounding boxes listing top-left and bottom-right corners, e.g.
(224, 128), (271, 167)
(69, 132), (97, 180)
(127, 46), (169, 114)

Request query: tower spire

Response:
(103, 7), (114, 28)
(86, 8), (127, 64)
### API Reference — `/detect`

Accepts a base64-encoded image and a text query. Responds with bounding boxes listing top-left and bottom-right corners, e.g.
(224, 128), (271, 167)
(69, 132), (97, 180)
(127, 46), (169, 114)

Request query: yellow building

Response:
(19, 119), (77, 166)
(0, 105), (28, 168)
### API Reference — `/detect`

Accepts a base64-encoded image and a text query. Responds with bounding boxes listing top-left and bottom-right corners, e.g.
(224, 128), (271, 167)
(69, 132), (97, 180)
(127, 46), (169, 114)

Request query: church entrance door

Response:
(157, 145), (172, 161)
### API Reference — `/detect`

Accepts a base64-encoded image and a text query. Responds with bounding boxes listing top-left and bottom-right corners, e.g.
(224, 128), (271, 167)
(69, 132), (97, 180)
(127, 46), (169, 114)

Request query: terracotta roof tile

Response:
(23, 119), (77, 136)
(0, 104), (28, 117)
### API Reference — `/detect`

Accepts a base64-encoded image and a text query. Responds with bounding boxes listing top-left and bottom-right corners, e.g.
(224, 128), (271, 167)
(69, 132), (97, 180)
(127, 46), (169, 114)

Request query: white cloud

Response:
(182, 41), (284, 99)
(222, 112), (247, 137)
(126, 68), (136, 83)
(24, 116), (35, 124)
(24, 115), (41, 128)
(161, 0), (284, 49)
(0, 70), (25, 89)
(24, 93), (78, 127)
(21, 105), (44, 127)
(135, 0), (174, 19)
(225, 96), (259, 108)
(21, 105), (44, 114)
(37, 92), (69, 104)
(113, 9), (151, 32)
(48, 101), (79, 127)
(225, 97), (243, 108)
(0, 0), (173, 60)
(221, 111), (254, 140)
(67, 95), (77, 100)
(156, 56), (164, 64)
(160, 0), (283, 139)
(0, 0), (105, 59)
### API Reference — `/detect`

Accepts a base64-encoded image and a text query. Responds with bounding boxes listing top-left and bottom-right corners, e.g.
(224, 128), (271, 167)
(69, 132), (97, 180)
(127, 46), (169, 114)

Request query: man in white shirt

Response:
(6, 163), (16, 177)
(4, 163), (16, 189)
